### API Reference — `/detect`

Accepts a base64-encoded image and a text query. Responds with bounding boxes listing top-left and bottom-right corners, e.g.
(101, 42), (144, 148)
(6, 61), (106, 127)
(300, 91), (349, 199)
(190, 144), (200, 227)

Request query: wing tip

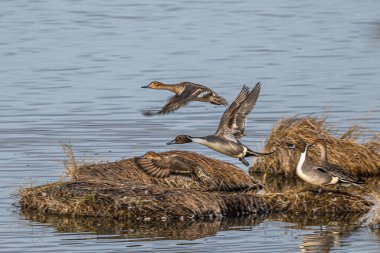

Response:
(253, 81), (261, 91)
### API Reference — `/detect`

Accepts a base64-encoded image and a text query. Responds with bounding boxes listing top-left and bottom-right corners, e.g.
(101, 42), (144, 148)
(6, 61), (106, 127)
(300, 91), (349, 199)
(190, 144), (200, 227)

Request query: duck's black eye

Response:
(286, 143), (296, 149)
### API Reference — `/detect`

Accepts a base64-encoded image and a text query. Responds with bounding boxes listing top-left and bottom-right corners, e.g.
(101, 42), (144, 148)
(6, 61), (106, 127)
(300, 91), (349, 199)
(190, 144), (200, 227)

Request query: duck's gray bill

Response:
(166, 139), (176, 145)
(141, 85), (149, 88)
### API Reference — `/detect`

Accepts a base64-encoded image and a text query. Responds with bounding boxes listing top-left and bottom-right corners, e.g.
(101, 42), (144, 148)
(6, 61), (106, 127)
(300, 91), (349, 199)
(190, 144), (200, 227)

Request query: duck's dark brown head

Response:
(141, 81), (164, 89)
(167, 135), (193, 145)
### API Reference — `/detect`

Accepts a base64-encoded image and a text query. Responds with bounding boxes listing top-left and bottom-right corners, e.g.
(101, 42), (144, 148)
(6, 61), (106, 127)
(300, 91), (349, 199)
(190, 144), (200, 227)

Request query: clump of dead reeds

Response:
(263, 190), (372, 215)
(250, 115), (380, 176)
(19, 181), (268, 221)
(366, 178), (380, 228)
(19, 143), (374, 221)
(19, 180), (373, 221)
(60, 143), (80, 180)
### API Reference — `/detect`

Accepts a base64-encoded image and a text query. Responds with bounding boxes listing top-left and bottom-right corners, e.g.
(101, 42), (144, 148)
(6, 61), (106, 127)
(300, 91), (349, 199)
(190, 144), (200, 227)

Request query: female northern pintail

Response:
(136, 151), (210, 182)
(287, 139), (364, 192)
(141, 81), (227, 116)
(167, 82), (276, 166)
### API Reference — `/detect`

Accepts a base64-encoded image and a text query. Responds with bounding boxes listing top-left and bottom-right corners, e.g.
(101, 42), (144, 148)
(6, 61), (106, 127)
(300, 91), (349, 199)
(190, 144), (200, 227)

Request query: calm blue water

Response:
(1, 0), (379, 252)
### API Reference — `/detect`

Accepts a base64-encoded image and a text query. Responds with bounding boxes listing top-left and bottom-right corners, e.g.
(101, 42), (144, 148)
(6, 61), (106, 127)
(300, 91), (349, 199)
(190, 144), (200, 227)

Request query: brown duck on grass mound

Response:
(73, 150), (263, 192)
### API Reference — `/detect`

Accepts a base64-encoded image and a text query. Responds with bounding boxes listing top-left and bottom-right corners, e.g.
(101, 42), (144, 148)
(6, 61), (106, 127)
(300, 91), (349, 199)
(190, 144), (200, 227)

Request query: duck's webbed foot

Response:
(239, 157), (249, 166)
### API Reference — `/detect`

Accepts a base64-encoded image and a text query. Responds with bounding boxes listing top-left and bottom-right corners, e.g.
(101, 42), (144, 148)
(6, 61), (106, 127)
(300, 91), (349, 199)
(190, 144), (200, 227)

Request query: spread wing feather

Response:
(215, 82), (261, 141)
(136, 158), (172, 178)
(136, 156), (198, 179)
(144, 86), (207, 116)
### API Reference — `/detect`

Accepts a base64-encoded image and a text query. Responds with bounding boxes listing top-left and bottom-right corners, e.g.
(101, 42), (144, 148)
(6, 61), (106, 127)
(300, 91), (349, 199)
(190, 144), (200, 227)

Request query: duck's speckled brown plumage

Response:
(136, 151), (210, 182)
(141, 81), (227, 116)
(75, 150), (262, 192)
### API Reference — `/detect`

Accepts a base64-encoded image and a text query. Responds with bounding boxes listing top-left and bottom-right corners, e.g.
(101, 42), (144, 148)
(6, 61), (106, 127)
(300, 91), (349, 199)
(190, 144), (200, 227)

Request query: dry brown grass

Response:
(19, 181), (268, 221)
(19, 143), (375, 221)
(60, 143), (79, 179)
(19, 180), (372, 221)
(263, 190), (372, 215)
(365, 177), (380, 228)
(250, 115), (380, 176)
(364, 132), (380, 155)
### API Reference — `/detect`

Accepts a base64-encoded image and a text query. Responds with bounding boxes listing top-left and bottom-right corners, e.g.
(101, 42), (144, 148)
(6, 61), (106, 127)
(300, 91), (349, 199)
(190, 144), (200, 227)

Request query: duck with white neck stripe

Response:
(286, 140), (365, 193)
(167, 82), (276, 166)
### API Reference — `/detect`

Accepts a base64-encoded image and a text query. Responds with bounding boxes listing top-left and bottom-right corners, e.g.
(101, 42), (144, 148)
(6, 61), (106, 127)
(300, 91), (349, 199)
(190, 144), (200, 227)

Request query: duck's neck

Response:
(296, 146), (308, 174)
(317, 141), (328, 164)
(190, 137), (207, 144)
(154, 83), (179, 94)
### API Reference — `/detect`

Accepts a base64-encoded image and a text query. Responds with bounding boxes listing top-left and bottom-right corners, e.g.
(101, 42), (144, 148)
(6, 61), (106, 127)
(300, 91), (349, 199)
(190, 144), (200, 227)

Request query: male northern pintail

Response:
(313, 138), (365, 191)
(141, 81), (227, 116)
(287, 139), (364, 192)
(167, 82), (276, 166)
(136, 151), (210, 182)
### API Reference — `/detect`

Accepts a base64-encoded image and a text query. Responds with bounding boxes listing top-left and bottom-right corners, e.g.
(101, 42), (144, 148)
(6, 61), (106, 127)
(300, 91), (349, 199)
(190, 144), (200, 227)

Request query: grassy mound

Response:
(250, 115), (380, 176)
(19, 181), (372, 221)
(264, 190), (371, 215)
(19, 147), (374, 221)
(19, 181), (268, 220)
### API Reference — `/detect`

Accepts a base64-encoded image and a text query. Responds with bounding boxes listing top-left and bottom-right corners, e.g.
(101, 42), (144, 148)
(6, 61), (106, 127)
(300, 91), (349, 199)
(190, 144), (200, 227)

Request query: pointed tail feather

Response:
(142, 110), (159, 117)
(211, 95), (228, 106)
(246, 148), (277, 157)
(142, 110), (168, 117)
(352, 183), (365, 188)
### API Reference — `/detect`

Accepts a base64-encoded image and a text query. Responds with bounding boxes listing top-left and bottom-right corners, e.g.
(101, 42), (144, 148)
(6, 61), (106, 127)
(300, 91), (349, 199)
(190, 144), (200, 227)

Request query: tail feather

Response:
(352, 183), (365, 188)
(211, 95), (228, 106)
(246, 148), (276, 157)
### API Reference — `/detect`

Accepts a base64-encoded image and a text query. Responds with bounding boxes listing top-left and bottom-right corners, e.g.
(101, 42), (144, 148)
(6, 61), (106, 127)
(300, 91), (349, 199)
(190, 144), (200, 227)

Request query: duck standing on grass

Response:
(286, 140), (365, 192)
(167, 82), (276, 166)
(141, 81), (227, 116)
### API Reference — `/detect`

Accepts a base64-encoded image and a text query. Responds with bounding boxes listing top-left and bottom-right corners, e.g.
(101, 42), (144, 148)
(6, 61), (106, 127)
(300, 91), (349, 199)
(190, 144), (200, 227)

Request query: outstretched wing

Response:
(136, 157), (173, 178)
(215, 83), (261, 141)
(136, 156), (198, 179)
(143, 86), (206, 116)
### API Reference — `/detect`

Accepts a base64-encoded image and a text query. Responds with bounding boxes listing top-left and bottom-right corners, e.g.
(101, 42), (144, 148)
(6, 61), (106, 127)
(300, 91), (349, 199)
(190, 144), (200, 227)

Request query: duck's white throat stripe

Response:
(191, 137), (207, 145)
(296, 147), (307, 174)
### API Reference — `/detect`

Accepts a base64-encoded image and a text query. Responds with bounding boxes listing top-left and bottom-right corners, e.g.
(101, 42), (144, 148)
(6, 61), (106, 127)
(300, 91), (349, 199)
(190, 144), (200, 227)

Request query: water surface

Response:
(1, 0), (379, 252)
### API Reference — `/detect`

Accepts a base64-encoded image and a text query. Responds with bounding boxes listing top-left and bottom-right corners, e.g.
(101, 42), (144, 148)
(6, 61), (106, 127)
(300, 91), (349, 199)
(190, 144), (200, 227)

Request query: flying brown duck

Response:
(141, 81), (227, 116)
